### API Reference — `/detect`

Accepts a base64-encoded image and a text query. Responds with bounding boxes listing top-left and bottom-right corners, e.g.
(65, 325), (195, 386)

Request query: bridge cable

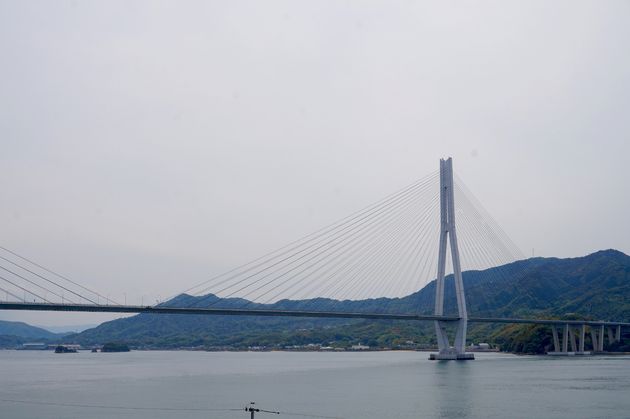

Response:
(279, 191), (438, 308)
(262, 179), (439, 306)
(180, 173), (438, 308)
(0, 285), (25, 302)
(187, 173), (439, 308)
(0, 273), (50, 303)
(241, 182), (440, 307)
(0, 246), (116, 305)
(0, 254), (97, 305)
(323, 192), (440, 309)
(265, 188), (439, 312)
(177, 170), (438, 299)
(0, 265), (77, 304)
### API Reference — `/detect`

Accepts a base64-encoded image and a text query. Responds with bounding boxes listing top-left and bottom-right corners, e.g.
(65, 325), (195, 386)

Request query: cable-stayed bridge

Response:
(0, 158), (627, 359)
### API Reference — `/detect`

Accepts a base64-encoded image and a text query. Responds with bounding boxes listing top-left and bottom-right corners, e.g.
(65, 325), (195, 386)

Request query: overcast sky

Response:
(1, 1), (629, 327)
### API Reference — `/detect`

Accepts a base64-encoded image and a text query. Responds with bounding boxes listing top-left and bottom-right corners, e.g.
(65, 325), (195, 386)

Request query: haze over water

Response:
(1, 351), (629, 419)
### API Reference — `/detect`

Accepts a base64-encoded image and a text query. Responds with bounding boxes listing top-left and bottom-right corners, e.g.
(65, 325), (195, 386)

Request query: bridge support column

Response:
(562, 324), (569, 353)
(431, 320), (470, 360)
(548, 324), (576, 356)
(616, 325), (621, 343)
(551, 325), (560, 352)
(608, 327), (616, 345)
(430, 158), (473, 361)
(599, 325), (605, 351)
(434, 321), (451, 352)
(590, 327), (599, 352)
(569, 327), (577, 353)
(549, 324), (593, 356)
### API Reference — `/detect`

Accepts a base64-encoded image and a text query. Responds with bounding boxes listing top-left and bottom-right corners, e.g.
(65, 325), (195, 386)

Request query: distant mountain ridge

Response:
(0, 320), (66, 340)
(68, 249), (630, 348)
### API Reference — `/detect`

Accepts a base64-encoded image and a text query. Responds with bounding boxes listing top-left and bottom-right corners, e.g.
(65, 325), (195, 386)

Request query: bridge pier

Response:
(569, 327), (577, 352)
(565, 325), (591, 355)
(545, 322), (621, 356)
(549, 324), (574, 355)
(430, 319), (474, 360)
(608, 327), (614, 346)
(585, 324), (623, 353)
(606, 325), (622, 347)
(551, 325), (560, 352)
(548, 324), (591, 356)
(429, 158), (473, 361)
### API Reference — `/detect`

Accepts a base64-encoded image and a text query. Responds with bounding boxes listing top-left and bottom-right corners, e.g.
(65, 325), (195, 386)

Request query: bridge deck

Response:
(1, 302), (628, 327)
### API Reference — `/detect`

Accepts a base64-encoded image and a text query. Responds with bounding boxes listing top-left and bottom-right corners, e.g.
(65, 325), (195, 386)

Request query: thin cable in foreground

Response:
(0, 398), (344, 418)
(0, 398), (241, 412)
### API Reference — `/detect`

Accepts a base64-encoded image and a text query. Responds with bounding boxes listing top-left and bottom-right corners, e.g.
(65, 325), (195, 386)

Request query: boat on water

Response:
(54, 345), (79, 353)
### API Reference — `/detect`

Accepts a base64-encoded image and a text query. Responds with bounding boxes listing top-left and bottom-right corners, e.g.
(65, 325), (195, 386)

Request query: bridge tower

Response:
(430, 158), (474, 360)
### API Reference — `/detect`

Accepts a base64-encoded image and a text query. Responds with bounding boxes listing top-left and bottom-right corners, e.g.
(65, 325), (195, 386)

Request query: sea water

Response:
(1, 350), (629, 419)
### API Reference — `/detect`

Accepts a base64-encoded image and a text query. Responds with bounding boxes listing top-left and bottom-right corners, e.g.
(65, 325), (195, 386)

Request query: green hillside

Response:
(0, 320), (63, 340)
(70, 250), (630, 350)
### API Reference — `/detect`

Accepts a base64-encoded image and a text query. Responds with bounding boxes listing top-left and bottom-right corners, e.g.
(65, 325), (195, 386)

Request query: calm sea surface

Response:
(1, 350), (629, 419)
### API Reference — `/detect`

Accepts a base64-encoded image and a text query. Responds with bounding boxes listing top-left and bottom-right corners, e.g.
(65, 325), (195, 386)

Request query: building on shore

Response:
(20, 342), (48, 350)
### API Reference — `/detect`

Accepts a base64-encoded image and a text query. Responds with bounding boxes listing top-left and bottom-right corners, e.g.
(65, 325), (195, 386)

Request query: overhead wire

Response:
(0, 398), (343, 418)
(0, 398), (242, 412)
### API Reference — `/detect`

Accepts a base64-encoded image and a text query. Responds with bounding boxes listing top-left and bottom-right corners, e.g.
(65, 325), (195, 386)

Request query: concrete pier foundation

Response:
(429, 352), (475, 360)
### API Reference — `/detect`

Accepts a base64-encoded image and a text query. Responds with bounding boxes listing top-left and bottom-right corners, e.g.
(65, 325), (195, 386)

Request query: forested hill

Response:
(71, 249), (630, 348)
(0, 320), (65, 340)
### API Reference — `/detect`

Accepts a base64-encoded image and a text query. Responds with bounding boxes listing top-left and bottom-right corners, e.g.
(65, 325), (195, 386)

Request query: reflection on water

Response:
(1, 351), (629, 419)
(435, 360), (474, 418)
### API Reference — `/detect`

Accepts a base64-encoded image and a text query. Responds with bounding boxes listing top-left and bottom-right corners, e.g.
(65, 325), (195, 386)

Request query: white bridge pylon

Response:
(430, 158), (474, 360)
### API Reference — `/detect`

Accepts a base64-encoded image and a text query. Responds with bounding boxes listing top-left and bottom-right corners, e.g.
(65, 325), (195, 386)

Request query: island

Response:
(101, 342), (130, 352)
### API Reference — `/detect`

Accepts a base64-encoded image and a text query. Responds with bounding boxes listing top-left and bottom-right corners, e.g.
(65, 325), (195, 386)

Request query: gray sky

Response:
(1, 1), (629, 326)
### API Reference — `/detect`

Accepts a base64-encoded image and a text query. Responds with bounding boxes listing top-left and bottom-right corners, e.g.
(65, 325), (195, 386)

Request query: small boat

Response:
(55, 345), (78, 353)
